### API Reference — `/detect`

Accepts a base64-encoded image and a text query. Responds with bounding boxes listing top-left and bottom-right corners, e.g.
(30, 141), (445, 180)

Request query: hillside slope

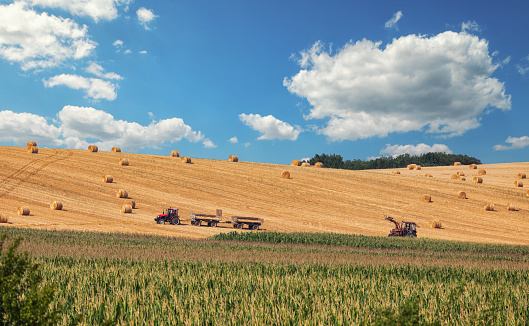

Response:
(0, 146), (528, 244)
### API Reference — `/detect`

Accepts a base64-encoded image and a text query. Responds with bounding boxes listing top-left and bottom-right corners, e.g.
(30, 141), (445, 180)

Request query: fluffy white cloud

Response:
(0, 110), (62, 146)
(461, 21), (480, 33)
(113, 40), (123, 48)
(284, 31), (511, 141)
(86, 62), (123, 80)
(239, 113), (301, 141)
(43, 74), (118, 101)
(493, 136), (529, 151)
(385, 11), (403, 30)
(380, 143), (453, 157)
(137, 7), (157, 30)
(27, 0), (132, 22)
(202, 139), (217, 148)
(0, 2), (96, 70)
(228, 136), (238, 144)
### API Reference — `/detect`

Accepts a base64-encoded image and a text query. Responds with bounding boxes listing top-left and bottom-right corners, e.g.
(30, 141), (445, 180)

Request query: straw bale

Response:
(407, 164), (416, 170)
(116, 189), (128, 198)
(451, 174), (460, 180)
(301, 162), (310, 167)
(27, 141), (37, 148)
(0, 213), (7, 223)
(181, 156), (191, 163)
(473, 177), (483, 184)
(102, 175), (113, 183)
(457, 191), (466, 199)
(526, 190), (529, 197)
(507, 204), (517, 212)
(422, 194), (431, 202)
(27, 146), (38, 154)
(291, 160), (301, 166)
(392, 171), (400, 175)
(460, 177), (466, 181)
(429, 221), (442, 228)
(229, 155), (239, 162)
(111, 147), (121, 153)
(518, 173), (526, 179)
(17, 206), (29, 215)
(514, 181), (523, 187)
(478, 169), (486, 176)
(50, 201), (62, 210)
(120, 204), (132, 214)
(124, 199), (136, 209)
(314, 162), (323, 168)
(414, 165), (422, 170)
(456, 171), (465, 176)
(88, 145), (98, 152)
(484, 203), (495, 211)
(171, 150), (180, 157)
(119, 158), (129, 166)
(281, 171), (291, 179)
(454, 162), (461, 166)
(469, 164), (477, 169)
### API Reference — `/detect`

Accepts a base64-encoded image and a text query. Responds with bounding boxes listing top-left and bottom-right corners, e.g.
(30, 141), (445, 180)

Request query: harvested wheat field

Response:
(0, 146), (528, 244)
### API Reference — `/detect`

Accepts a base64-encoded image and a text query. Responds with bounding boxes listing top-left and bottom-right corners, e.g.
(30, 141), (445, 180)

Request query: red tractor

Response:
(155, 208), (180, 225)
(385, 216), (418, 237)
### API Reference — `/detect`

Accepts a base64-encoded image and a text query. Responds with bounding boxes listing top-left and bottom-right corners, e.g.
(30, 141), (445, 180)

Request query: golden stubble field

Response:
(0, 146), (528, 244)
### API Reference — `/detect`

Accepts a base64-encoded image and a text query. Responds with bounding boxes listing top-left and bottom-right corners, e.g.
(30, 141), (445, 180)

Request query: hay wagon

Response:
(189, 209), (224, 227)
(231, 216), (263, 230)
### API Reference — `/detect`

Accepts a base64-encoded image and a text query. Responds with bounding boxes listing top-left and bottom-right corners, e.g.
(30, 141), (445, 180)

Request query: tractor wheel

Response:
(157, 219), (165, 225)
(251, 224), (259, 230)
(171, 217), (180, 225)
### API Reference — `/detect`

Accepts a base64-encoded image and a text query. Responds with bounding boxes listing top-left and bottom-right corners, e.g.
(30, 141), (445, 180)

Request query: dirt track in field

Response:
(0, 146), (528, 244)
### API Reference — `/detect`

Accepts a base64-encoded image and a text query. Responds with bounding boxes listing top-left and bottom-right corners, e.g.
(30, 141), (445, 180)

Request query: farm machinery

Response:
(155, 208), (264, 230)
(385, 215), (418, 237)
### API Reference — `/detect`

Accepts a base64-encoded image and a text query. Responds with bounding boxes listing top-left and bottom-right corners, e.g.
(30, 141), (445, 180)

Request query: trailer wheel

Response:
(233, 223), (239, 229)
(236, 223), (243, 229)
(171, 217), (180, 225)
(194, 221), (201, 226)
(251, 224), (259, 230)
(210, 221), (217, 227)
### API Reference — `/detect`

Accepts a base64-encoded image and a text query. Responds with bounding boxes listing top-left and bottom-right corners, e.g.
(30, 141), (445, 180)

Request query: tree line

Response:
(307, 152), (481, 170)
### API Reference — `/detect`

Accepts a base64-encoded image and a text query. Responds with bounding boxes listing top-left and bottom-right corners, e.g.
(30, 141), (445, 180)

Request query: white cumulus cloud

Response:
(0, 110), (62, 146)
(493, 136), (529, 151)
(284, 31), (511, 142)
(85, 62), (123, 80)
(380, 143), (453, 157)
(137, 7), (157, 30)
(43, 74), (118, 101)
(239, 113), (301, 141)
(385, 11), (403, 30)
(27, 0), (132, 22)
(0, 2), (96, 70)
(202, 139), (217, 148)
(228, 136), (238, 144)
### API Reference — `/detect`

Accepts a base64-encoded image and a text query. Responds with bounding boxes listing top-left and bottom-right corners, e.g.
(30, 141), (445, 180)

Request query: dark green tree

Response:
(0, 234), (61, 325)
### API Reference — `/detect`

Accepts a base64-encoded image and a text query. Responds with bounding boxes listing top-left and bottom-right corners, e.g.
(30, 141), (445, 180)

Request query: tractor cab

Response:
(155, 207), (180, 225)
(385, 216), (418, 237)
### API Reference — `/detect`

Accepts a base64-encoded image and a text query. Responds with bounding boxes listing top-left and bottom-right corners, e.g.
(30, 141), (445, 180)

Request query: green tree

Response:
(0, 234), (60, 325)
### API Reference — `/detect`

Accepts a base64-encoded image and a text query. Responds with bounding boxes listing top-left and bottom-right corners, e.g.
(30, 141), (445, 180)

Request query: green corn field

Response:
(1, 226), (528, 325)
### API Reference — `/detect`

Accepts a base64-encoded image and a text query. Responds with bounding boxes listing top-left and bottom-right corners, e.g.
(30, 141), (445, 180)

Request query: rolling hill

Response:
(1, 146), (528, 244)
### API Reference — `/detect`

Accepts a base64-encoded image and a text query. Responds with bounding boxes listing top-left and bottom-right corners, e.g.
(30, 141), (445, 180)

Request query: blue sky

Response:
(1, 0), (528, 164)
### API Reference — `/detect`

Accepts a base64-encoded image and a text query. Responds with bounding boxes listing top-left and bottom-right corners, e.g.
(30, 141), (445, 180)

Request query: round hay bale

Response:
(454, 162), (461, 166)
(451, 174), (460, 180)
(507, 203), (517, 211)
(460, 177), (466, 181)
(17, 206), (29, 216)
(171, 150), (180, 157)
(301, 162), (310, 167)
(111, 147), (121, 153)
(27, 146), (38, 154)
(514, 181), (523, 187)
(50, 201), (62, 210)
(484, 203), (495, 211)
(469, 164), (477, 169)
(124, 199), (135, 209)
(457, 191), (466, 199)
(407, 164), (416, 170)
(120, 204), (132, 214)
(116, 189), (128, 198)
(414, 165), (422, 170)
(428, 221), (442, 228)
(473, 177), (483, 184)
(27, 141), (37, 148)
(291, 160), (301, 166)
(456, 171), (465, 176)
(478, 169), (486, 176)
(314, 162), (323, 168)
(422, 194), (431, 202)
(518, 173), (526, 179)
(88, 145), (98, 152)
(181, 156), (191, 163)
(119, 158), (129, 166)
(526, 190), (529, 197)
(0, 213), (7, 223)
(281, 171), (290, 179)
(392, 170), (400, 175)
(229, 155), (239, 162)
(102, 175), (113, 183)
